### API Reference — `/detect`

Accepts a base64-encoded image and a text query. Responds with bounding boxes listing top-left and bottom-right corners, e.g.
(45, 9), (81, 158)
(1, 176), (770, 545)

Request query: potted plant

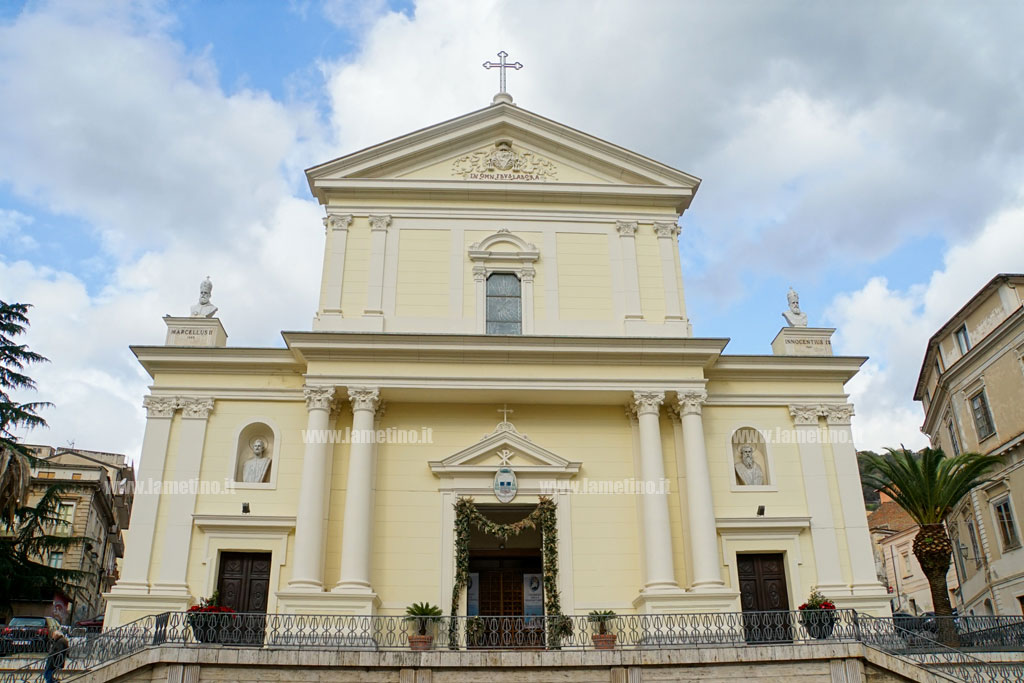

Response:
(587, 610), (617, 649)
(405, 602), (443, 651)
(546, 614), (574, 649)
(798, 590), (837, 640)
(186, 593), (237, 643)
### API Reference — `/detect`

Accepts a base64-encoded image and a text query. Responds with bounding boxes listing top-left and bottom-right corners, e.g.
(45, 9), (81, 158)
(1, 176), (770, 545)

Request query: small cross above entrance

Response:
(483, 51), (522, 94)
(498, 404), (514, 422)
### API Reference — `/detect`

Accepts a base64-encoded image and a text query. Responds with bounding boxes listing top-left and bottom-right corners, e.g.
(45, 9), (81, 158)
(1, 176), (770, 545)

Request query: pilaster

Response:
(616, 220), (643, 329)
(319, 213), (353, 316)
(789, 404), (846, 596)
(364, 215), (391, 327)
(151, 397), (215, 596)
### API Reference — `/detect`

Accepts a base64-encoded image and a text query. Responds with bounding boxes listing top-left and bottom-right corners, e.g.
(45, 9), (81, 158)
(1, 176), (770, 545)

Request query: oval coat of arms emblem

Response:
(493, 467), (518, 503)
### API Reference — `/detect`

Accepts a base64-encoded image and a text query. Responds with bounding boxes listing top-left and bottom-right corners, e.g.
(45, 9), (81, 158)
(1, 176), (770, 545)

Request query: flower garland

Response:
(448, 497), (562, 641)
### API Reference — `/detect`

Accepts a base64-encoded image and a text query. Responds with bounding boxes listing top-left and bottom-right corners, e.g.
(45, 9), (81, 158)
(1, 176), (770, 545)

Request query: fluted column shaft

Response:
(335, 386), (381, 592)
(633, 391), (679, 591)
(676, 390), (725, 590)
(289, 386), (336, 590)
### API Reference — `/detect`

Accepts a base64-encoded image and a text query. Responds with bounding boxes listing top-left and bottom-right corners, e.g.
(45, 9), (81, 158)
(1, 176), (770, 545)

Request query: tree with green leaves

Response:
(0, 484), (87, 613)
(860, 447), (1001, 641)
(0, 300), (51, 525)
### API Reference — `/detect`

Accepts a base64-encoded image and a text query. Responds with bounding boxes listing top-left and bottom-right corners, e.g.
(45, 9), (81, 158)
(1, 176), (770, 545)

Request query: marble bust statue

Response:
(782, 287), (808, 327)
(190, 277), (218, 318)
(734, 445), (766, 486)
(241, 438), (271, 483)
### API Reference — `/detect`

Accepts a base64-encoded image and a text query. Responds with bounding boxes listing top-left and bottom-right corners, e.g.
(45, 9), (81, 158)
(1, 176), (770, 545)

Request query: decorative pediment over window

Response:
(429, 421), (580, 478)
(468, 229), (539, 264)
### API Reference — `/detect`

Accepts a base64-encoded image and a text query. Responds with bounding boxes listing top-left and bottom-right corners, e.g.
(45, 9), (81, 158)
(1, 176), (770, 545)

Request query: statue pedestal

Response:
(164, 316), (228, 348)
(771, 327), (834, 356)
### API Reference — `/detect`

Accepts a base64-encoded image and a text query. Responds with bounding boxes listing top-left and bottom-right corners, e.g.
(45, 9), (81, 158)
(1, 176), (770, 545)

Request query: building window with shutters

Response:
(486, 273), (522, 335)
(993, 496), (1021, 551)
(947, 421), (961, 456)
(968, 519), (982, 568)
(955, 324), (971, 355)
(969, 390), (996, 440)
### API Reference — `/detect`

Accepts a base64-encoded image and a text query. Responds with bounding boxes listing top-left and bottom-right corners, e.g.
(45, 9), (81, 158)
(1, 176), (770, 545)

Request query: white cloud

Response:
(827, 204), (1024, 452)
(0, 2), (324, 461)
(0, 208), (37, 250)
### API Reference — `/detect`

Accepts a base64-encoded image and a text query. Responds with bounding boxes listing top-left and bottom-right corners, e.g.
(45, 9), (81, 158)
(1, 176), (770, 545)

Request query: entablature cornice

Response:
(311, 178), (693, 213)
(283, 331), (728, 367)
(706, 355), (867, 383)
(132, 346), (302, 378)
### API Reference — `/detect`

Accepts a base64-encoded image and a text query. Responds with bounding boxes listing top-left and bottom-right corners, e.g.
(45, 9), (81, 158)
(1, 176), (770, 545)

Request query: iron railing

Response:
(1, 611), (1023, 683)
(857, 615), (1024, 683)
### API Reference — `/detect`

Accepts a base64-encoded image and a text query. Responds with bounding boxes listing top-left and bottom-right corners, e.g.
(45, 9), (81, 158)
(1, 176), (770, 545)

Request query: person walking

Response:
(43, 626), (69, 683)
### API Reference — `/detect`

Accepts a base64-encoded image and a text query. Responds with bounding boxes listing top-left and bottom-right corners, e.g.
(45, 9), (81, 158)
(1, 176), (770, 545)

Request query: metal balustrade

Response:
(1, 610), (1022, 683)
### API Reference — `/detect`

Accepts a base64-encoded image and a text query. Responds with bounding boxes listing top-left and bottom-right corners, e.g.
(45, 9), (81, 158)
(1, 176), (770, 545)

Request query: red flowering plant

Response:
(798, 590), (836, 611)
(186, 592), (236, 642)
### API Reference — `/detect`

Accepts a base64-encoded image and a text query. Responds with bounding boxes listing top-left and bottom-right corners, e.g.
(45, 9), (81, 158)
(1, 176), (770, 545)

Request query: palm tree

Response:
(861, 447), (1001, 641)
(0, 300), (51, 525)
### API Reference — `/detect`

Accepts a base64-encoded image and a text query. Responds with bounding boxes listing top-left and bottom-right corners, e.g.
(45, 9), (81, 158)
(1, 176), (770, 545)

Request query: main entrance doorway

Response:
(217, 551), (271, 613)
(215, 551), (271, 645)
(737, 553), (792, 643)
(467, 505), (544, 647)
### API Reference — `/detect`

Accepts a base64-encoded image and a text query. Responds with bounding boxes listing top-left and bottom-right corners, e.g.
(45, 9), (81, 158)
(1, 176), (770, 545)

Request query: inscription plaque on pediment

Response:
(451, 140), (558, 181)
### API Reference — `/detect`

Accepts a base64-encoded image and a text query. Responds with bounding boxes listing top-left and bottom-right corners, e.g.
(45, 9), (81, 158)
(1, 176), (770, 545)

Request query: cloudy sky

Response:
(2, 0), (1023, 462)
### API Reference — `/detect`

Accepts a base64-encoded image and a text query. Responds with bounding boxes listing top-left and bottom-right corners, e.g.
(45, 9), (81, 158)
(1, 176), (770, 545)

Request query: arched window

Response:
(486, 273), (522, 334)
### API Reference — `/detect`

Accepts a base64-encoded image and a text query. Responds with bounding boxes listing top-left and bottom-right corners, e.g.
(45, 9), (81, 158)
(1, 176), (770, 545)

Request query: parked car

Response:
(0, 616), (60, 655)
(74, 616), (103, 634)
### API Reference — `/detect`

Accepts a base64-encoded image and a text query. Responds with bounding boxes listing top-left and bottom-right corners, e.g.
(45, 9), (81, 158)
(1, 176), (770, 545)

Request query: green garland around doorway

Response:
(449, 497), (562, 641)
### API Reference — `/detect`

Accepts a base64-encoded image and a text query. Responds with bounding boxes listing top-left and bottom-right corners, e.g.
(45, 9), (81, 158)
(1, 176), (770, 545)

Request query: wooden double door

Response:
(470, 554), (544, 648)
(215, 552), (271, 645)
(737, 553), (792, 643)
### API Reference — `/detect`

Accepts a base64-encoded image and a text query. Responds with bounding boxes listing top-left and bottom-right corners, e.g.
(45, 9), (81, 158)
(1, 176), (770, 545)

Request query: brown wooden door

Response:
(738, 553), (792, 643)
(217, 552), (271, 613)
(470, 554), (543, 648)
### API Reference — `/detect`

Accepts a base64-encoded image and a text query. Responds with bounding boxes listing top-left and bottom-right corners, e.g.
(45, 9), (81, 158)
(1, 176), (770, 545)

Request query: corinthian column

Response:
(334, 386), (381, 593)
(632, 391), (679, 591)
(288, 386), (337, 590)
(675, 390), (726, 590)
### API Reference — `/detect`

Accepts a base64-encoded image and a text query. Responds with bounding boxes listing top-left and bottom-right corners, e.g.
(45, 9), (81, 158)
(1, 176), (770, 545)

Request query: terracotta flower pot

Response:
(408, 634), (434, 651)
(591, 633), (617, 650)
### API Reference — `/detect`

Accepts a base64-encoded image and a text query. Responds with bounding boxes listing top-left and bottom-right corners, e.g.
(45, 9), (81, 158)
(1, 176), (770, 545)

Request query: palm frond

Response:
(860, 447), (1002, 525)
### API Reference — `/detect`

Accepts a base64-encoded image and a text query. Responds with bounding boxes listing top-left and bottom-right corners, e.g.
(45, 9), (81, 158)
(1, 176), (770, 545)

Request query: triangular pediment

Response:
(429, 421), (581, 476)
(306, 102), (700, 202)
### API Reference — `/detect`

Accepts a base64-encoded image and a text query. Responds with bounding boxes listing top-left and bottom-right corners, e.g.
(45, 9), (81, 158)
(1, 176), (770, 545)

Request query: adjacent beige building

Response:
(914, 273), (1024, 615)
(17, 446), (136, 623)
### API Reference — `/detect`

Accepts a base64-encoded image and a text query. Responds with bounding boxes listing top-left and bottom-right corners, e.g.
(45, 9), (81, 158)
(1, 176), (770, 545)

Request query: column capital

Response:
(368, 214), (392, 232)
(789, 404), (824, 426)
(824, 403), (855, 426)
(675, 389), (708, 417)
(616, 220), (638, 237)
(473, 265), (488, 282)
(178, 397), (214, 419)
(653, 221), (681, 239)
(323, 214), (353, 232)
(348, 386), (381, 413)
(632, 390), (665, 416)
(142, 396), (177, 419)
(520, 266), (536, 283)
(303, 385), (336, 412)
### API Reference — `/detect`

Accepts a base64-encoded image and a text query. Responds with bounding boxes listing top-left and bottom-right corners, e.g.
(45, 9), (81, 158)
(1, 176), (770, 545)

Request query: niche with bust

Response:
(732, 427), (770, 487)
(233, 422), (275, 485)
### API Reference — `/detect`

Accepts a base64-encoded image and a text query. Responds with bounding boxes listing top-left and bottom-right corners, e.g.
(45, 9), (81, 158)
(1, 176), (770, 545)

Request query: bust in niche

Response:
(241, 438), (271, 483)
(734, 444), (766, 486)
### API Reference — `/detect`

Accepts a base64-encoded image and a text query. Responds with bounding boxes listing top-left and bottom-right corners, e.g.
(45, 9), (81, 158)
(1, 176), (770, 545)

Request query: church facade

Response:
(104, 93), (890, 626)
